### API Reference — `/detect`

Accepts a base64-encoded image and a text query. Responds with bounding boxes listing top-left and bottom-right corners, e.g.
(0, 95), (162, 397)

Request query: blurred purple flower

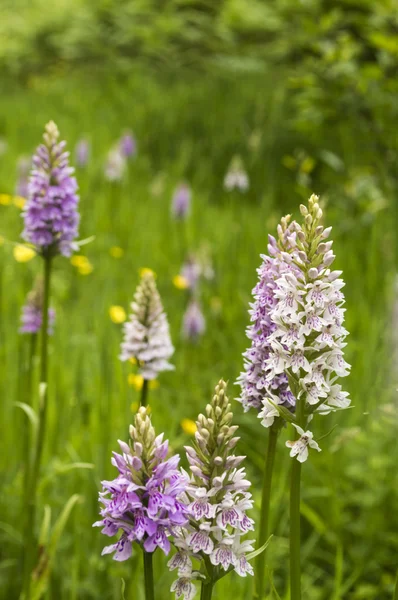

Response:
(20, 280), (55, 335)
(119, 131), (137, 159)
(75, 139), (90, 168)
(181, 256), (201, 291)
(21, 121), (80, 258)
(171, 183), (191, 220)
(182, 300), (205, 341)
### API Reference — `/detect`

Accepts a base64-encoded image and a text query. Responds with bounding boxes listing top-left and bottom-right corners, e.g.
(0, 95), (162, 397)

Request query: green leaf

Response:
(31, 494), (82, 600)
(14, 402), (38, 432)
(266, 567), (282, 600)
(38, 506), (51, 547)
(268, 399), (296, 424)
(246, 535), (273, 561)
(40, 462), (94, 489)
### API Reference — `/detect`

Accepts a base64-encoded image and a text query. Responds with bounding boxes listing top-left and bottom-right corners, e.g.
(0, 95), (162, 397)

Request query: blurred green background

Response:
(0, 1), (397, 599)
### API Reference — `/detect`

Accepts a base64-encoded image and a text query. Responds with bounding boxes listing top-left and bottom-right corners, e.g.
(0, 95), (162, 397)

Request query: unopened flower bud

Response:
(322, 226), (332, 239)
(300, 204), (308, 216)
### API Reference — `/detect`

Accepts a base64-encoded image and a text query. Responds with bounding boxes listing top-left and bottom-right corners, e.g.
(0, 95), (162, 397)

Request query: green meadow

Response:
(1, 1), (398, 597)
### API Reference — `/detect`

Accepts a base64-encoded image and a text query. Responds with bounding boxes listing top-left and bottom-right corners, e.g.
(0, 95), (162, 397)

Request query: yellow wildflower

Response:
(173, 275), (189, 290)
(139, 267), (155, 278)
(129, 357), (137, 365)
(13, 245), (36, 262)
(71, 255), (89, 268)
(109, 305), (126, 324)
(128, 374), (144, 390)
(180, 418), (197, 436)
(13, 196), (26, 209)
(110, 246), (124, 258)
(77, 262), (93, 275)
(128, 374), (159, 391)
(0, 194), (12, 205)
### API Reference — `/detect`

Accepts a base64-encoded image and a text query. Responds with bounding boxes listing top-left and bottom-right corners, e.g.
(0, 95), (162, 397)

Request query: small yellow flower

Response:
(71, 255), (89, 267)
(77, 262), (93, 275)
(173, 275), (189, 290)
(13, 245), (36, 262)
(181, 418), (197, 436)
(110, 246), (124, 258)
(128, 374), (143, 389)
(129, 357), (137, 365)
(109, 305), (126, 324)
(139, 267), (155, 278)
(128, 374), (159, 391)
(13, 196), (26, 209)
(71, 255), (93, 275)
(0, 194), (12, 205)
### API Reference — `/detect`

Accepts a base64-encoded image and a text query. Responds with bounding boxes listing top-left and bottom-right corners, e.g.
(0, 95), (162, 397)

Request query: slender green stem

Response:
(254, 424), (279, 599)
(21, 334), (38, 572)
(22, 256), (52, 600)
(140, 379), (149, 407)
(200, 581), (214, 600)
(143, 551), (155, 600)
(290, 455), (302, 600)
(289, 396), (305, 600)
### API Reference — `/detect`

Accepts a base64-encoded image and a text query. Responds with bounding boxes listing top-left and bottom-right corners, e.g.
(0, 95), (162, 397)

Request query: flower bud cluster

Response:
(169, 381), (254, 599)
(120, 271), (175, 379)
(94, 407), (189, 560)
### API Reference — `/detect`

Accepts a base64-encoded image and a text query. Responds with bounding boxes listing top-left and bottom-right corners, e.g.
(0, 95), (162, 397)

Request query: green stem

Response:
(290, 397), (305, 600)
(143, 551), (155, 600)
(21, 334), (37, 570)
(254, 424), (279, 599)
(290, 455), (302, 600)
(140, 379), (149, 407)
(200, 581), (214, 600)
(22, 256), (52, 600)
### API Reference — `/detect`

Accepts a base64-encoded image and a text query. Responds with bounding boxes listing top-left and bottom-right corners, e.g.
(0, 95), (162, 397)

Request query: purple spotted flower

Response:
(236, 218), (299, 416)
(94, 407), (189, 561)
(19, 278), (55, 335)
(119, 131), (137, 159)
(169, 381), (254, 599)
(171, 183), (191, 220)
(21, 121), (80, 258)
